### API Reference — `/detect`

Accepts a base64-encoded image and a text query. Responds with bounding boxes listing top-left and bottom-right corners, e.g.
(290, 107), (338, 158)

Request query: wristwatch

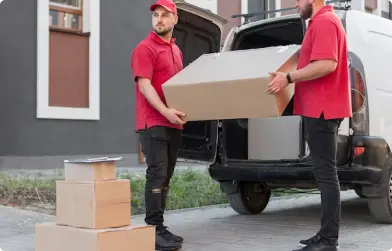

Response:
(286, 72), (293, 84)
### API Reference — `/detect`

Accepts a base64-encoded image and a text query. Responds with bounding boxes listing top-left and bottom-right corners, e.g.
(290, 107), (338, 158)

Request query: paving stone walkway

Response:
(0, 191), (391, 251)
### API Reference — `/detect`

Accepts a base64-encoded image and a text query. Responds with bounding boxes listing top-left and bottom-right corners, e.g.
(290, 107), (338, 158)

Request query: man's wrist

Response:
(159, 106), (168, 116)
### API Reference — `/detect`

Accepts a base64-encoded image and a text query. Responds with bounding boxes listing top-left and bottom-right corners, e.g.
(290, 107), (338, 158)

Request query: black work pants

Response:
(138, 125), (182, 228)
(303, 113), (343, 245)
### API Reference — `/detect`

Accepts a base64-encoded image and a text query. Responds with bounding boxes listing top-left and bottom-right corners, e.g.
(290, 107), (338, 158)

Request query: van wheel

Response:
(367, 168), (392, 223)
(354, 186), (366, 198)
(227, 182), (271, 215)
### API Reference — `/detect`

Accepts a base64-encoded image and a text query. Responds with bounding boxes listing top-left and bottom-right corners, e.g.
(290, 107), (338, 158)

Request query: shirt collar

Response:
(149, 31), (176, 45)
(309, 5), (333, 24)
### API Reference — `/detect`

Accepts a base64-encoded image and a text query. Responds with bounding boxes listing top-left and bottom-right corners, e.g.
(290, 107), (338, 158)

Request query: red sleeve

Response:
(310, 20), (339, 63)
(131, 44), (155, 81)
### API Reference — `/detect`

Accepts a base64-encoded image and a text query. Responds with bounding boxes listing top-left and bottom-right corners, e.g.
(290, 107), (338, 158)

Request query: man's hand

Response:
(162, 108), (187, 125)
(266, 72), (289, 95)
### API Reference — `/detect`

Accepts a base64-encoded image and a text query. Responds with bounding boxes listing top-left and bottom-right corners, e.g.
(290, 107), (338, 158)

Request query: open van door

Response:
(172, 0), (227, 164)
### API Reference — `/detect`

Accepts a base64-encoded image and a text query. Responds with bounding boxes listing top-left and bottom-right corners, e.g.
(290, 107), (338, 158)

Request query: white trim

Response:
(37, 0), (100, 120)
(375, 0), (383, 15)
(275, 0), (281, 17)
(241, 0), (248, 24)
(351, 0), (365, 12)
(185, 0), (218, 14)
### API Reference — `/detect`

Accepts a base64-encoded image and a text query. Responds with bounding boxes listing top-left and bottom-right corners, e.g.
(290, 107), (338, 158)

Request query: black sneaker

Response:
(299, 235), (339, 249)
(155, 228), (182, 251)
(161, 226), (184, 243)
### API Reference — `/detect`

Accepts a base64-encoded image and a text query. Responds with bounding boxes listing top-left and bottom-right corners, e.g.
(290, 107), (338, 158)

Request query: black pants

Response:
(138, 125), (182, 229)
(303, 113), (343, 245)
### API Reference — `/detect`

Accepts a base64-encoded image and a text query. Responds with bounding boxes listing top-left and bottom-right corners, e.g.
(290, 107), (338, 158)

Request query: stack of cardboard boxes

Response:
(35, 157), (155, 251)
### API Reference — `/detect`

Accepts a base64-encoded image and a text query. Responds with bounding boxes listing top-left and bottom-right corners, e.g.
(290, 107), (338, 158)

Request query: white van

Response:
(173, 0), (392, 223)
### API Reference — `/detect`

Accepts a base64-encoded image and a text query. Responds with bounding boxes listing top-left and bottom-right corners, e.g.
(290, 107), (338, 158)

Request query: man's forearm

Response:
(139, 82), (168, 115)
(290, 60), (336, 83)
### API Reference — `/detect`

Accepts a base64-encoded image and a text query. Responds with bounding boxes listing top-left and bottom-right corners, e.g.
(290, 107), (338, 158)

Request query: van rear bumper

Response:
(208, 163), (384, 185)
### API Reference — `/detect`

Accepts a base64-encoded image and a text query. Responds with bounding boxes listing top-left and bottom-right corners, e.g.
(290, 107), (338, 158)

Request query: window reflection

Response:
(49, 10), (81, 31)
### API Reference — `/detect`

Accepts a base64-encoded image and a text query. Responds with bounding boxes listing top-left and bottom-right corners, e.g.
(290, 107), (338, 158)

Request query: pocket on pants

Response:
(148, 126), (169, 142)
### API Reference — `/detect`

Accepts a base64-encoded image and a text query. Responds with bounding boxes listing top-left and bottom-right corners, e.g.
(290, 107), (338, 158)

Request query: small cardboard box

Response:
(162, 45), (300, 121)
(56, 179), (131, 229)
(35, 222), (155, 251)
(63, 157), (122, 182)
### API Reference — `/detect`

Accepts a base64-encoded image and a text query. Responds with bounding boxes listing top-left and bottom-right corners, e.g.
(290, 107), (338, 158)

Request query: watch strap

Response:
(286, 72), (293, 84)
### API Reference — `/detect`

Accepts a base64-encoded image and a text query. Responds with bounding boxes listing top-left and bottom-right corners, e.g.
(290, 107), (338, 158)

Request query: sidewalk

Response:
(1, 191), (391, 251)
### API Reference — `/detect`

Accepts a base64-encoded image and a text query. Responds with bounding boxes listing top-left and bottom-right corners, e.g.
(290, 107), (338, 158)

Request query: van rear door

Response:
(173, 1), (227, 163)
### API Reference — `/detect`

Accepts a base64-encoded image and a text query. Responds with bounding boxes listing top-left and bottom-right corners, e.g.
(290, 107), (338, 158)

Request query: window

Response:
(49, 0), (83, 32)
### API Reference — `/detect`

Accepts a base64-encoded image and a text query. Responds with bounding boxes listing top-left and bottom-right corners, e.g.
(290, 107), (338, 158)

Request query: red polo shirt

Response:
(131, 32), (184, 131)
(293, 5), (352, 119)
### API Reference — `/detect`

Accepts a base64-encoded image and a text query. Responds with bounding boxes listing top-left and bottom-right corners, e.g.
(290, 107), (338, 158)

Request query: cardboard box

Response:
(63, 157), (120, 182)
(162, 45), (300, 121)
(56, 179), (131, 229)
(248, 116), (306, 161)
(35, 222), (155, 251)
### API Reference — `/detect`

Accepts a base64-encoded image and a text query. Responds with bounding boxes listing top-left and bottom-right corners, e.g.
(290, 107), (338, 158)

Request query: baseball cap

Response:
(150, 0), (177, 15)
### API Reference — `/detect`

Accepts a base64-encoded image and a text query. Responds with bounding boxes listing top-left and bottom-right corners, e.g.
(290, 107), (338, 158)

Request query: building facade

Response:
(0, 0), (390, 170)
(0, 0), (160, 169)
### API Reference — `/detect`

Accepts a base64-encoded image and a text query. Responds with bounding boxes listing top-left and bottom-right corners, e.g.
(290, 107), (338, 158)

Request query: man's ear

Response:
(174, 14), (179, 25)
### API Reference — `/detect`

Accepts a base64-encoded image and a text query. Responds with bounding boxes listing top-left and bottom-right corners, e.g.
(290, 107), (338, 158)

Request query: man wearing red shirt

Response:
(267, 0), (352, 250)
(131, 0), (186, 250)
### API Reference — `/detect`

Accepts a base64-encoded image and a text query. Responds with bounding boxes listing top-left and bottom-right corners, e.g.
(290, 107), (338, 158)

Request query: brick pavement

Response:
(0, 190), (391, 251)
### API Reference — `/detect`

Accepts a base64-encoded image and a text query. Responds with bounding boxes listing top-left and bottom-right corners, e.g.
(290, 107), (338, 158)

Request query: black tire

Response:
(227, 182), (271, 215)
(354, 186), (366, 198)
(367, 159), (392, 223)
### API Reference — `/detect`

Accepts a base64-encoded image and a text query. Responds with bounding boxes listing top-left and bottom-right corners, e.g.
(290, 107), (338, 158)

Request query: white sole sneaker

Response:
(298, 243), (340, 249)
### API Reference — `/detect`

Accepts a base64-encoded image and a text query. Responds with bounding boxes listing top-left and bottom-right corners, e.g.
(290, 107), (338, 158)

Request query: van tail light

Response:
(353, 147), (365, 156)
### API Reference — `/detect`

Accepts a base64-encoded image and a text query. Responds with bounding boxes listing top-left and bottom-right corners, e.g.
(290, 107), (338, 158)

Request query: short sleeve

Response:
(131, 44), (155, 81)
(310, 20), (339, 63)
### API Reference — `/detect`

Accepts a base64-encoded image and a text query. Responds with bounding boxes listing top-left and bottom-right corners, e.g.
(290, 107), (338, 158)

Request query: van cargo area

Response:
(224, 17), (305, 162)
(174, 16), (306, 164)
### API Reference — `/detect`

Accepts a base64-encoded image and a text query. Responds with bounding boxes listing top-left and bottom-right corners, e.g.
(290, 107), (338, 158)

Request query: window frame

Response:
(49, 0), (84, 33)
(37, 0), (100, 120)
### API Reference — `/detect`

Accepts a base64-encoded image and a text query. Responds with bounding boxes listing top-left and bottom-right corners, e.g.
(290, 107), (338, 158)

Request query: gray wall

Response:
(0, 0), (156, 168)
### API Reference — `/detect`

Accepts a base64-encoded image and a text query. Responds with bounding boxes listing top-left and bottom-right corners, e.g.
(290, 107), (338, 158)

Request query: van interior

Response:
(225, 18), (305, 161)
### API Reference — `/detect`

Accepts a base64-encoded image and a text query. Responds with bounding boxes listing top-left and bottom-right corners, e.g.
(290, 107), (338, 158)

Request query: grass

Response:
(0, 169), (300, 215)
(120, 170), (230, 214)
(0, 169), (230, 215)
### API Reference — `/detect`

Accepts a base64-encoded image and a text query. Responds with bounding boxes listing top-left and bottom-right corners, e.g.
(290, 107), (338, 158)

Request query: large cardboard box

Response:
(162, 45), (300, 121)
(35, 222), (155, 251)
(56, 179), (131, 229)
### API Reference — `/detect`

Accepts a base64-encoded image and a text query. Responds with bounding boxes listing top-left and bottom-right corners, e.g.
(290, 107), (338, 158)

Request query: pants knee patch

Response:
(151, 188), (162, 194)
